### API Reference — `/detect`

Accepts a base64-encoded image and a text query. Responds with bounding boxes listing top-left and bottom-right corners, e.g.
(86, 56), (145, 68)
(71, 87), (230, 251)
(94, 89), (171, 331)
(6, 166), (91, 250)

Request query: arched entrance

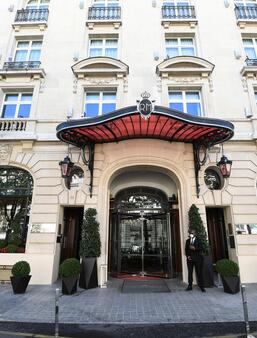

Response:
(108, 168), (182, 279)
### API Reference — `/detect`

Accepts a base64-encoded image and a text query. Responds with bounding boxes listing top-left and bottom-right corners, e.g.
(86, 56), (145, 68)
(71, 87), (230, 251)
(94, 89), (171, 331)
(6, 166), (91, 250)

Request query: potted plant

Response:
(59, 258), (80, 295)
(79, 208), (101, 289)
(216, 259), (240, 294)
(188, 204), (213, 287)
(11, 261), (31, 294)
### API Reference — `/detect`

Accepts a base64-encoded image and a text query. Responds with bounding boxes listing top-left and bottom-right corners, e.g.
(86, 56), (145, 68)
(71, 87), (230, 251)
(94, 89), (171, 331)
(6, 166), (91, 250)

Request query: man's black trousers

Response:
(187, 257), (204, 287)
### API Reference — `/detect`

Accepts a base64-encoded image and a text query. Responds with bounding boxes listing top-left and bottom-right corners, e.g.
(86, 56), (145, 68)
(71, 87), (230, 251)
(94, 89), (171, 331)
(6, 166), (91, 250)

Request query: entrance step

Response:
(121, 279), (170, 293)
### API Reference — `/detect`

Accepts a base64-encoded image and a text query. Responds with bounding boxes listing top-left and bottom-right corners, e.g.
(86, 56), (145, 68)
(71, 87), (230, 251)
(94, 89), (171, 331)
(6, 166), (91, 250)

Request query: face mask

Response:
(189, 234), (194, 238)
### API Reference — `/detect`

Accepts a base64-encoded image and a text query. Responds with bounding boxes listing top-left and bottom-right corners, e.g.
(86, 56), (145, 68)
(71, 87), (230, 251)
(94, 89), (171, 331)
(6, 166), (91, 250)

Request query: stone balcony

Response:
(0, 119), (37, 140)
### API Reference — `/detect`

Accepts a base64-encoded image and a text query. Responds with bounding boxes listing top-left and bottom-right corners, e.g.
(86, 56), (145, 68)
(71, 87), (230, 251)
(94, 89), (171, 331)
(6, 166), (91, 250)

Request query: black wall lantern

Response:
(217, 154), (232, 178)
(59, 156), (74, 178)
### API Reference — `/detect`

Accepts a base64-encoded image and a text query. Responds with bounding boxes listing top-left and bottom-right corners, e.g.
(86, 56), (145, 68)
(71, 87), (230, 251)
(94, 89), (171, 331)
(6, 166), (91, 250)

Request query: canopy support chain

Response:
(193, 143), (208, 198)
(81, 143), (95, 198)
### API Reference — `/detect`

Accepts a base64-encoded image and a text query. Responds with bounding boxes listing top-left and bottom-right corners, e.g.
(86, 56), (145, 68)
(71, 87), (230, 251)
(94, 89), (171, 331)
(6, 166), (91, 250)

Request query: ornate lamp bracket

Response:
(81, 143), (95, 198)
(193, 142), (209, 198)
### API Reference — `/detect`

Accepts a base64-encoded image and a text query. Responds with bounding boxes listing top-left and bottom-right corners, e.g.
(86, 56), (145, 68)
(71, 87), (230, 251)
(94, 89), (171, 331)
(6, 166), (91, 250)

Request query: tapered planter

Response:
(79, 257), (98, 289)
(221, 276), (240, 294)
(11, 275), (31, 294)
(62, 276), (78, 295)
(202, 255), (214, 287)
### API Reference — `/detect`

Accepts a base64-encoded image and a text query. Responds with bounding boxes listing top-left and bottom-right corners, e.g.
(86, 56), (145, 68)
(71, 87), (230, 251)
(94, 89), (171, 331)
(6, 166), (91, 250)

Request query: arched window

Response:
(26, 0), (50, 9)
(0, 167), (33, 249)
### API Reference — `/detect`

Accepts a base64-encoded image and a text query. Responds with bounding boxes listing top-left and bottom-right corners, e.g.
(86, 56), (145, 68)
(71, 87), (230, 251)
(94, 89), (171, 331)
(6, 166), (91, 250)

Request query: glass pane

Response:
(90, 40), (103, 46)
(169, 92), (183, 100)
(90, 48), (103, 57)
(181, 38), (194, 45)
(21, 94), (33, 101)
(29, 50), (41, 61)
(186, 92), (200, 100)
(169, 102), (183, 111)
(2, 105), (16, 118)
(166, 48), (179, 57)
(14, 50), (27, 62)
(166, 39), (178, 46)
(105, 48), (117, 58)
(243, 39), (253, 45)
(18, 104), (31, 118)
(245, 47), (257, 59)
(181, 47), (195, 56)
(86, 93), (100, 101)
(106, 39), (118, 46)
(102, 103), (116, 114)
(186, 103), (201, 116)
(85, 103), (99, 117)
(103, 92), (116, 101)
(5, 94), (19, 102)
(17, 41), (30, 48)
(32, 41), (42, 47)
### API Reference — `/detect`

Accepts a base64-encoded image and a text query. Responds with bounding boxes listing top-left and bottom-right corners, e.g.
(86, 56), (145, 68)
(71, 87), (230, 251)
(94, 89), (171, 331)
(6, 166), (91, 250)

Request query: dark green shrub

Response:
(80, 208), (101, 258)
(216, 259), (239, 277)
(12, 261), (31, 277)
(7, 244), (17, 253)
(0, 239), (6, 249)
(8, 234), (22, 247)
(59, 258), (81, 278)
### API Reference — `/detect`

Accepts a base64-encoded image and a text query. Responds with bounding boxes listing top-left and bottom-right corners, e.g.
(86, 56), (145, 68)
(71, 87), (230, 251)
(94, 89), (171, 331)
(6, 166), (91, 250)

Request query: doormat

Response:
(121, 279), (170, 293)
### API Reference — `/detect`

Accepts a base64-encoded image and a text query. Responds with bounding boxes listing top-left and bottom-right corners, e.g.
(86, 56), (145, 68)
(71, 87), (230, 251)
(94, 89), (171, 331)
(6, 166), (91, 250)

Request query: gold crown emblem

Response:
(141, 91), (151, 99)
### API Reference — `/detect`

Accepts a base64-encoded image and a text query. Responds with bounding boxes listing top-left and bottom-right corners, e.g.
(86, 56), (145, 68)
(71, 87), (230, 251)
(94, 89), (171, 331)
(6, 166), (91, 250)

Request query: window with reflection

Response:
(204, 167), (224, 190)
(0, 167), (33, 250)
(65, 167), (84, 190)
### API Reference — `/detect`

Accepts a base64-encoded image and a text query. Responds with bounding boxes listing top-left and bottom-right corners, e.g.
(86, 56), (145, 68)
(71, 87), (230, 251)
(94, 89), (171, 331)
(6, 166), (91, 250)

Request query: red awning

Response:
(56, 105), (234, 148)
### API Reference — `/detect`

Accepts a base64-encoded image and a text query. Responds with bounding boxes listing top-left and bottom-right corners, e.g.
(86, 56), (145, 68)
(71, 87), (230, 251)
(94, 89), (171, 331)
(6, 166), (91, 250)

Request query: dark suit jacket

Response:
(185, 237), (203, 261)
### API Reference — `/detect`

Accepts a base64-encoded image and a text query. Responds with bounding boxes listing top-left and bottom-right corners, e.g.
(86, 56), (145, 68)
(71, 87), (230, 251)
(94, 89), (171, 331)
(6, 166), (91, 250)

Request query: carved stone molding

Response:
(0, 144), (12, 162)
(83, 77), (117, 86)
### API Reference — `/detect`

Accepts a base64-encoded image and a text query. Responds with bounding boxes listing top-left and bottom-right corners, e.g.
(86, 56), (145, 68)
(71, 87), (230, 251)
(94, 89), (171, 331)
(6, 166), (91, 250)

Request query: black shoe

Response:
(200, 287), (206, 292)
(186, 285), (192, 291)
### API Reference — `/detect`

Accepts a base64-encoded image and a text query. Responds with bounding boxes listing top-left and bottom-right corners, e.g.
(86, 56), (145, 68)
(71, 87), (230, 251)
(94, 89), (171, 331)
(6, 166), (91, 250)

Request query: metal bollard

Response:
(241, 284), (250, 338)
(55, 288), (60, 338)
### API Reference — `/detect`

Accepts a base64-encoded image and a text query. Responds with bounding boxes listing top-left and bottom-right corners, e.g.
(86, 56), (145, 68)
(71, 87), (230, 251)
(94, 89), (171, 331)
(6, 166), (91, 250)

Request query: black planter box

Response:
(11, 275), (31, 294)
(62, 276), (78, 295)
(79, 257), (98, 289)
(222, 276), (240, 294)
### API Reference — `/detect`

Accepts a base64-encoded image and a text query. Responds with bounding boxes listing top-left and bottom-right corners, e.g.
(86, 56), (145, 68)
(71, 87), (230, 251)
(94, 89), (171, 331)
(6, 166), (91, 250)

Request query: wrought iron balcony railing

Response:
(88, 6), (121, 20)
(246, 58), (257, 66)
(162, 5), (196, 19)
(235, 5), (257, 20)
(15, 8), (49, 22)
(3, 61), (41, 70)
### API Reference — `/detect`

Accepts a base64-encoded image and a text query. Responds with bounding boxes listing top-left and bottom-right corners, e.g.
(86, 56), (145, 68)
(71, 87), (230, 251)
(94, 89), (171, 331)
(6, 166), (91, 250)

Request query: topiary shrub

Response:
(80, 208), (101, 258)
(216, 259), (239, 277)
(7, 244), (17, 253)
(12, 261), (31, 277)
(0, 239), (6, 249)
(59, 258), (81, 278)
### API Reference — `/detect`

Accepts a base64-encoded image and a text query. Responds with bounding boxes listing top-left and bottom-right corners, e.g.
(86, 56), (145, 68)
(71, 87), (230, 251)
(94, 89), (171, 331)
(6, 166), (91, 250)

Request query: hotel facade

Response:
(0, 0), (257, 286)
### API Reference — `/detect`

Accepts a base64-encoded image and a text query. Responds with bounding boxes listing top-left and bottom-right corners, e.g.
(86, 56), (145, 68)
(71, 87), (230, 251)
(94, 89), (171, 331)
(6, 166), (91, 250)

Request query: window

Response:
(243, 38), (257, 59)
(165, 38), (195, 57)
(26, 0), (50, 9)
(14, 41), (42, 62)
(163, 0), (189, 5)
(93, 0), (119, 7)
(1, 93), (33, 118)
(204, 167), (224, 190)
(84, 91), (116, 117)
(235, 0), (256, 7)
(89, 38), (118, 58)
(169, 90), (202, 116)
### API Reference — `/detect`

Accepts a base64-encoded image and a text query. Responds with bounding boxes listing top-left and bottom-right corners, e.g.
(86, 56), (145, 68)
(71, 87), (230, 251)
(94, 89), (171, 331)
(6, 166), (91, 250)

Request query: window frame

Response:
(92, 0), (120, 7)
(1, 92), (33, 119)
(88, 37), (118, 58)
(165, 37), (196, 57)
(84, 90), (117, 118)
(234, 0), (257, 7)
(14, 40), (43, 63)
(168, 89), (203, 116)
(243, 37), (257, 59)
(26, 0), (50, 9)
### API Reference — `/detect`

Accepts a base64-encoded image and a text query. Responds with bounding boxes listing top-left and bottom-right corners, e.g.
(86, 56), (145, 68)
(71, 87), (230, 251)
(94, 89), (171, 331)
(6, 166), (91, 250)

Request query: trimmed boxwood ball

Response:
(12, 261), (31, 277)
(7, 244), (17, 253)
(216, 259), (239, 277)
(59, 258), (81, 278)
(0, 239), (6, 249)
